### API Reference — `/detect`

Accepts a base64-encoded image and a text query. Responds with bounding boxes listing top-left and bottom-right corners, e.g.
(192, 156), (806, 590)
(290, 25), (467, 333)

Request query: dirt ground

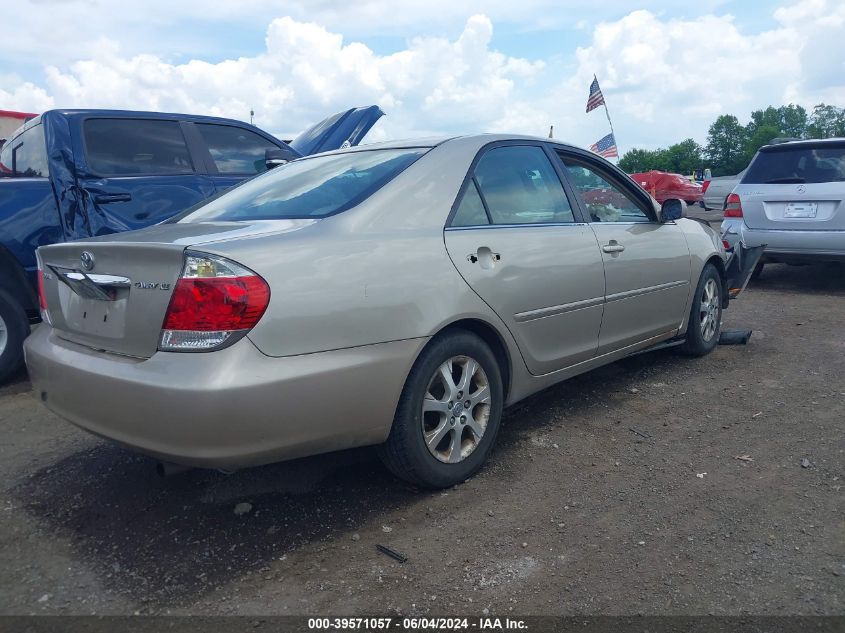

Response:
(0, 260), (843, 617)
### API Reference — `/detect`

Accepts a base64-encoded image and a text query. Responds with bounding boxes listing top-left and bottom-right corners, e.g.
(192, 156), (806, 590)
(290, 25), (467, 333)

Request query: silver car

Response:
(722, 139), (845, 275)
(703, 170), (745, 211)
(25, 135), (730, 488)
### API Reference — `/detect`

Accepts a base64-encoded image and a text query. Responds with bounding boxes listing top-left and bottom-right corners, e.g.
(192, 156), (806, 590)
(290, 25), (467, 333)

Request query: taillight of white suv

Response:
(159, 252), (270, 352)
(724, 193), (743, 218)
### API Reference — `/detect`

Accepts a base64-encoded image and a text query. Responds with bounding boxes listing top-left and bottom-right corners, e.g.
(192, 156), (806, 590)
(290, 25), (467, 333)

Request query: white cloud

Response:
(1, 1), (844, 151)
(1, 14), (543, 140)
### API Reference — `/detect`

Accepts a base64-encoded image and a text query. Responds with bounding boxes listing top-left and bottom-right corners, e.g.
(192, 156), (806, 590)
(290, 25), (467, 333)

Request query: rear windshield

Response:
(180, 148), (426, 222)
(743, 142), (845, 184)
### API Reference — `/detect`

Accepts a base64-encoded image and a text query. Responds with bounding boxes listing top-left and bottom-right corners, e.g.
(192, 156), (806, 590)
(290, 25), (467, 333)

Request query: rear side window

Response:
(180, 148), (426, 222)
(468, 145), (574, 225)
(452, 181), (490, 226)
(196, 124), (279, 175)
(83, 119), (194, 175)
(0, 124), (48, 177)
(743, 143), (845, 184)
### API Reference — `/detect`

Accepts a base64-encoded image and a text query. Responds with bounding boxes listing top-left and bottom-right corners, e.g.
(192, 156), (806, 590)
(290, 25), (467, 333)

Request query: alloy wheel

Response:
(421, 355), (491, 464)
(699, 278), (720, 342)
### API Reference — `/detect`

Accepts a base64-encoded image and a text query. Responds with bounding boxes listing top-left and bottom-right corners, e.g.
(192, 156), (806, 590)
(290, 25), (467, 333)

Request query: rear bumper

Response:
(24, 326), (426, 469)
(729, 223), (845, 261)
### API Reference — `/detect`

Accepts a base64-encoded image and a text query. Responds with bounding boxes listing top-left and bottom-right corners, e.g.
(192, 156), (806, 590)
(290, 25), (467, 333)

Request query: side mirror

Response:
(660, 199), (687, 222)
(265, 147), (297, 170)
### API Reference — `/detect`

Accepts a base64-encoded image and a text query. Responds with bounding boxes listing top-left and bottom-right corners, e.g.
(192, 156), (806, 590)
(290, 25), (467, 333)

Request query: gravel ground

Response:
(0, 261), (843, 616)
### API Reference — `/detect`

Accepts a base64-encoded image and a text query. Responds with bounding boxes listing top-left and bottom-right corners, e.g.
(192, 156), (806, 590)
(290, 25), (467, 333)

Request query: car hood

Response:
(289, 106), (384, 157)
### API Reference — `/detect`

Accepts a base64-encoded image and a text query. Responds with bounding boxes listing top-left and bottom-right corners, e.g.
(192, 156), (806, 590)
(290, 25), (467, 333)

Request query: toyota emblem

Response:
(80, 251), (95, 271)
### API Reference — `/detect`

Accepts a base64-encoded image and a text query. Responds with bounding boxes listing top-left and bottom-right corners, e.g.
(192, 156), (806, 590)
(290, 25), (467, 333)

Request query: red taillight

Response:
(162, 276), (270, 331)
(701, 180), (711, 194)
(724, 192), (743, 218)
(159, 252), (270, 351)
(37, 270), (48, 312)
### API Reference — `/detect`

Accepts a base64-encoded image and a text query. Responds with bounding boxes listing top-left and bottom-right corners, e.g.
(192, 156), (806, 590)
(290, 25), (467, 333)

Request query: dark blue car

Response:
(0, 106), (383, 381)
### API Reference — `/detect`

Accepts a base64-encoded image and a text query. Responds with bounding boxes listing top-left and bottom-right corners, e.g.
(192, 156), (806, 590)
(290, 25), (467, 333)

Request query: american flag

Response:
(586, 76), (605, 113)
(589, 133), (618, 159)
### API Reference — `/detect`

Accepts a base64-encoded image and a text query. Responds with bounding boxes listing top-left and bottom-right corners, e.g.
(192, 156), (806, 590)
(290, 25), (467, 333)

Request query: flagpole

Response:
(599, 76), (618, 156)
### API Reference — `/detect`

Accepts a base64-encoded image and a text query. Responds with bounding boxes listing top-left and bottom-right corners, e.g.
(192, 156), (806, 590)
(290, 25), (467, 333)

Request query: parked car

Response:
(27, 134), (738, 489)
(0, 106), (383, 381)
(722, 138), (845, 276)
(630, 170), (703, 206)
(702, 171), (745, 211)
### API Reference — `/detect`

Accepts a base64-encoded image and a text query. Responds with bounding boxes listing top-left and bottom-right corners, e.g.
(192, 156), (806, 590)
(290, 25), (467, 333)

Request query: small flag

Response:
(589, 133), (618, 159)
(586, 76), (605, 113)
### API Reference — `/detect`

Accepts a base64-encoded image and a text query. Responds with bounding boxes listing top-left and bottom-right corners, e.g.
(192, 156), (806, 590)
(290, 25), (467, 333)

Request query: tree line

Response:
(618, 103), (845, 177)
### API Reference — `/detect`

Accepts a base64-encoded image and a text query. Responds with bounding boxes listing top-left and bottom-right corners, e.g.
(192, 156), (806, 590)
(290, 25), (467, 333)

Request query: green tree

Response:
(744, 124), (781, 163)
(779, 104), (808, 138)
(663, 138), (703, 175)
(618, 147), (668, 172)
(705, 115), (748, 176)
(746, 104), (807, 139)
(806, 103), (845, 138)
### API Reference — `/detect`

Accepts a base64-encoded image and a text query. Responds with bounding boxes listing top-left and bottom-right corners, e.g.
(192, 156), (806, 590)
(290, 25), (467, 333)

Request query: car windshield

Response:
(179, 148), (427, 222)
(743, 142), (845, 184)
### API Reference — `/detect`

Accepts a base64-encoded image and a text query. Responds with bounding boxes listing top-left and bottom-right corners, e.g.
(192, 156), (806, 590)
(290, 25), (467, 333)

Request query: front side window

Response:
(83, 119), (194, 175)
(196, 124), (280, 175)
(180, 148), (426, 222)
(559, 156), (651, 223)
(0, 124), (48, 177)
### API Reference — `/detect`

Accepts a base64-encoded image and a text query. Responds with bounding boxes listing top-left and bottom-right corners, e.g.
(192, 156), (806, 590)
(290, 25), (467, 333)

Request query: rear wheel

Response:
(0, 290), (29, 383)
(678, 264), (722, 357)
(378, 331), (503, 489)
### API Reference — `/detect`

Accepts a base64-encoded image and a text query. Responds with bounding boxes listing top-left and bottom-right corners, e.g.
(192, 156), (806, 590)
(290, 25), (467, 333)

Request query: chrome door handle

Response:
(602, 241), (625, 254)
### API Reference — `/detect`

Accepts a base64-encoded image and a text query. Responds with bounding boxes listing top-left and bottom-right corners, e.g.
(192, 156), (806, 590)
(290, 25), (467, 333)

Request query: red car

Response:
(630, 170), (703, 205)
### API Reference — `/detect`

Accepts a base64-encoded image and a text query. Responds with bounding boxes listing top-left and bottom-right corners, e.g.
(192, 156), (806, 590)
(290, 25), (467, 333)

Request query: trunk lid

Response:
(738, 140), (845, 231)
(38, 219), (316, 358)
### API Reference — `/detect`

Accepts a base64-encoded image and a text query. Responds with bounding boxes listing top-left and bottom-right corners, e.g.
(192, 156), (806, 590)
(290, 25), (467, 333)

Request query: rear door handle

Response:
(94, 193), (132, 204)
(602, 240), (625, 254)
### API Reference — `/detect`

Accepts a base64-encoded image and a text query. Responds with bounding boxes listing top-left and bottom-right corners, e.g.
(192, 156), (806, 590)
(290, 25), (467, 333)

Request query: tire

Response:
(0, 289), (29, 384)
(378, 330), (504, 489)
(677, 263), (722, 357)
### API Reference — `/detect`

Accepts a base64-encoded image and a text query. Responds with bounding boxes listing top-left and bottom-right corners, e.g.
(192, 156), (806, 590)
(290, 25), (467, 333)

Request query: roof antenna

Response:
(250, 109), (254, 125)
(548, 125), (554, 138)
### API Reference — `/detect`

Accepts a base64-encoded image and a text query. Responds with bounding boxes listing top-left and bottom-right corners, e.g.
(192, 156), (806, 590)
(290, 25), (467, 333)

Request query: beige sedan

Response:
(26, 135), (729, 488)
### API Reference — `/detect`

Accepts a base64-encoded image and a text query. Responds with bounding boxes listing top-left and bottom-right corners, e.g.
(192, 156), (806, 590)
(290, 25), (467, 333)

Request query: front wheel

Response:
(378, 330), (504, 489)
(677, 264), (722, 357)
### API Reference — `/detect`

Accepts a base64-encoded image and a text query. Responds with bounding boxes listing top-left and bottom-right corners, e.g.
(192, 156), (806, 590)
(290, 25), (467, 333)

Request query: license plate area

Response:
(56, 283), (128, 338)
(783, 201), (818, 218)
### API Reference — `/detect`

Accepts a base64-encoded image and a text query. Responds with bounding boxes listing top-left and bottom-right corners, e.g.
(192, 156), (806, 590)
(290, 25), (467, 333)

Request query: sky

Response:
(1, 0), (844, 153)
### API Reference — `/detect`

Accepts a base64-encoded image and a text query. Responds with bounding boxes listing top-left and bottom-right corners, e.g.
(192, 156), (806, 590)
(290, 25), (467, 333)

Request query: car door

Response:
(76, 117), (216, 236)
(444, 143), (606, 375)
(556, 150), (691, 354)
